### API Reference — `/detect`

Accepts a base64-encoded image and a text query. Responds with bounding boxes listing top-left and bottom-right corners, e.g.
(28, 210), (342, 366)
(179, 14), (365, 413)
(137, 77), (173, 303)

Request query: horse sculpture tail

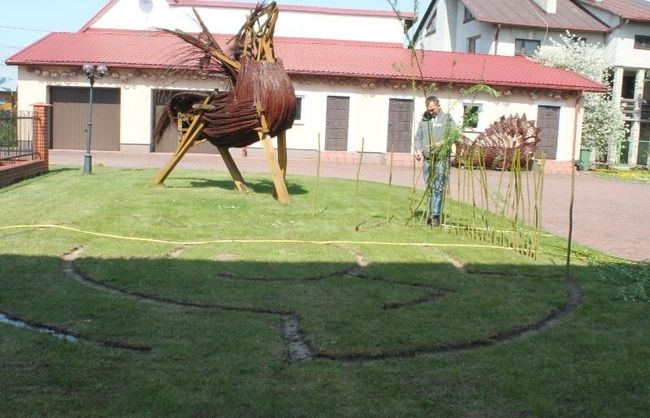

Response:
(153, 109), (172, 144)
(153, 91), (211, 144)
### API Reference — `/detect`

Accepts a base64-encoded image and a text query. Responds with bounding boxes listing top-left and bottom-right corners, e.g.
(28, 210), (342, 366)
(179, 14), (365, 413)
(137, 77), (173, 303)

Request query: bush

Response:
(0, 112), (17, 147)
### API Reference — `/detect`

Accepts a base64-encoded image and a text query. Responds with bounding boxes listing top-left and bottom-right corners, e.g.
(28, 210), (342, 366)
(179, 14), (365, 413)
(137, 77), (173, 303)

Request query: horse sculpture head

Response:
(231, 2), (279, 63)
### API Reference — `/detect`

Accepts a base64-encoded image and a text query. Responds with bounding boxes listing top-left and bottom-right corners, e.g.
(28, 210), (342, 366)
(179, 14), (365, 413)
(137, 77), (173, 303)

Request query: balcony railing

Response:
(620, 98), (650, 122)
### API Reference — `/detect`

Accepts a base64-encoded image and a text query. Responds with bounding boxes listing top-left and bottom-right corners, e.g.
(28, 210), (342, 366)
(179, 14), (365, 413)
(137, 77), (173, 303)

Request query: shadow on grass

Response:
(0, 248), (597, 363)
(175, 178), (308, 195)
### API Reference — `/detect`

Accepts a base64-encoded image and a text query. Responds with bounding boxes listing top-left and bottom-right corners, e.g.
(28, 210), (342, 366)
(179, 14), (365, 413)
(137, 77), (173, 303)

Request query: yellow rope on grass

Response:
(0, 224), (515, 250)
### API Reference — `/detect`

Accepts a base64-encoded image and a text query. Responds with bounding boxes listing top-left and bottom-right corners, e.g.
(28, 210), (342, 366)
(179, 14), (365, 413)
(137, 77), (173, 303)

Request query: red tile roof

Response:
(461, 0), (609, 31)
(6, 30), (607, 92)
(579, 0), (650, 21)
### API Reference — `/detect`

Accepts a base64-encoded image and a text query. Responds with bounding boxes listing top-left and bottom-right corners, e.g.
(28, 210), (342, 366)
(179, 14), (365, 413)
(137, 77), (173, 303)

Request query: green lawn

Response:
(1, 166), (648, 417)
(591, 167), (650, 183)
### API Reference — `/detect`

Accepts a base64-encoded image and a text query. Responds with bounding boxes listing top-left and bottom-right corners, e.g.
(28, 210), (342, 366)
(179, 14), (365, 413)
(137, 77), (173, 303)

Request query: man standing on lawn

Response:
(414, 95), (457, 227)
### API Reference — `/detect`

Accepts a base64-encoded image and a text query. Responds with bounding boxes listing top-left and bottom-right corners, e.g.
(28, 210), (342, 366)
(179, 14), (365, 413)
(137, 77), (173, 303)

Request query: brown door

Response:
(536, 105), (560, 159)
(387, 98), (414, 153)
(325, 96), (349, 151)
(50, 87), (120, 151)
(152, 90), (217, 154)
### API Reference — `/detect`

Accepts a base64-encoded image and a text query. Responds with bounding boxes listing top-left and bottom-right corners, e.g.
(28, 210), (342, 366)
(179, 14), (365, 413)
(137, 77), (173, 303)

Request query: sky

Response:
(0, 0), (423, 91)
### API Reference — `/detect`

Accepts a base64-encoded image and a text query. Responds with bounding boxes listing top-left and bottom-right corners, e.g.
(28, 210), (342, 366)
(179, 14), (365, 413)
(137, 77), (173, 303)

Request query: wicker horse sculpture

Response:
(153, 2), (296, 203)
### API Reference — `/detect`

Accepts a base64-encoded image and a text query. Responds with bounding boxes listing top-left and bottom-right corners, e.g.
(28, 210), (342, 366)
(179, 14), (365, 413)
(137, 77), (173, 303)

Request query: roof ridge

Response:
(166, 0), (416, 19)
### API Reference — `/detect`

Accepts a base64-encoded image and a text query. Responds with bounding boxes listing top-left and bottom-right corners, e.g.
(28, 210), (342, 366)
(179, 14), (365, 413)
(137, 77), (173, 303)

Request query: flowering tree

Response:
(535, 32), (627, 163)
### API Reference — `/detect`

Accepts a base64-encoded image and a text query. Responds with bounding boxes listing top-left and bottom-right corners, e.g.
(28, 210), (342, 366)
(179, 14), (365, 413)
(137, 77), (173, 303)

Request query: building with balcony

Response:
(414, 0), (650, 166)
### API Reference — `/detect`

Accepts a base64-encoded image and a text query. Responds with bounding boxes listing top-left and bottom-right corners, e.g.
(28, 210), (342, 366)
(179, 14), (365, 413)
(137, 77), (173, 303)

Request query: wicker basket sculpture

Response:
(453, 114), (541, 170)
(153, 2), (296, 203)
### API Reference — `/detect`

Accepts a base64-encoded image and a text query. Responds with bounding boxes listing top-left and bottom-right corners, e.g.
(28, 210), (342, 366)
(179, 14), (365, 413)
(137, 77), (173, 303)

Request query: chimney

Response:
(532, 0), (557, 14)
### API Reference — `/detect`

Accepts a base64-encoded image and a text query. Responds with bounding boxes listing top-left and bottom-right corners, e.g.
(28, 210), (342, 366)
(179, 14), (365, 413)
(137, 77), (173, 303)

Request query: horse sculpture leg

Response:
(216, 145), (248, 193)
(153, 117), (205, 185)
(254, 103), (289, 204)
(153, 96), (212, 185)
(259, 133), (290, 204)
(277, 130), (287, 179)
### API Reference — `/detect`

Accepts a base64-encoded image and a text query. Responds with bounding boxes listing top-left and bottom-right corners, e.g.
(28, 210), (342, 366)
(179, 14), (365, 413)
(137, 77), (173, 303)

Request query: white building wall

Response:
(416, 0), (455, 51)
(90, 0), (407, 43)
(16, 69), (48, 109)
(275, 83), (417, 154)
(16, 66), (581, 162)
(578, 4), (621, 27)
(606, 23), (650, 68)
(119, 84), (153, 149)
(454, 21), (495, 54)
(491, 27), (596, 56)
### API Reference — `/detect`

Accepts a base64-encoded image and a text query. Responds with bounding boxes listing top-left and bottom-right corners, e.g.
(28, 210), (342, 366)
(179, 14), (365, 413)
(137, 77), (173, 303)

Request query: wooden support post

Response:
(153, 97), (210, 185)
(153, 119), (204, 185)
(255, 102), (289, 203)
(260, 133), (290, 204)
(216, 146), (248, 193)
(277, 130), (287, 179)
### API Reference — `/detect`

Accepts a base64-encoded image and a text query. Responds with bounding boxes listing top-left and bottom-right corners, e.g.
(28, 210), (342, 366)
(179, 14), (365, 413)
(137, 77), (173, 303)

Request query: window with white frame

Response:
(294, 96), (303, 122)
(634, 35), (650, 50)
(514, 38), (540, 56)
(462, 103), (482, 129)
(467, 35), (480, 53)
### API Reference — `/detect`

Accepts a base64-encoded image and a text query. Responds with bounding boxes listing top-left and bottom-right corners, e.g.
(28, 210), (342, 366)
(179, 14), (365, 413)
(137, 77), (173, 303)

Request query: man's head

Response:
(425, 95), (440, 117)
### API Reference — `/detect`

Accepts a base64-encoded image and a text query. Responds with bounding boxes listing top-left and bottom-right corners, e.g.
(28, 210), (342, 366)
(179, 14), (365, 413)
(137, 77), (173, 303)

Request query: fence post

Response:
(32, 103), (52, 165)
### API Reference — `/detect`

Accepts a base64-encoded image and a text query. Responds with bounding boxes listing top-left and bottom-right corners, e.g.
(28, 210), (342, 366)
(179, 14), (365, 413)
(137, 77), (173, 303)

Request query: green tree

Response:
(535, 32), (627, 162)
(0, 77), (17, 146)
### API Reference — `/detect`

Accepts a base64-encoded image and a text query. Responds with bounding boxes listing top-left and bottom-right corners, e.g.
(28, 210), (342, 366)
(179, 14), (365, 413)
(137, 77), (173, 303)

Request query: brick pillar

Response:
(32, 103), (52, 165)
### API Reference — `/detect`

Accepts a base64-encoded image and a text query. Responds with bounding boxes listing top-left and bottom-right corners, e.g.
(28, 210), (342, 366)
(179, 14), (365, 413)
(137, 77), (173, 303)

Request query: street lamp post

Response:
(82, 63), (108, 174)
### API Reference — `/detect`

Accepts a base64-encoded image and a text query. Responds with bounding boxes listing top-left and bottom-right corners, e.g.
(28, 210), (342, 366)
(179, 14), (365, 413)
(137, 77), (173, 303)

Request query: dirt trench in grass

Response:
(4, 245), (582, 362)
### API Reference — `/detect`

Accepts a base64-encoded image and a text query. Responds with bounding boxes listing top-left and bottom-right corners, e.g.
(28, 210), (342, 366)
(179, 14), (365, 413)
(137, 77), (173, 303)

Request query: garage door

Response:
(50, 87), (120, 151)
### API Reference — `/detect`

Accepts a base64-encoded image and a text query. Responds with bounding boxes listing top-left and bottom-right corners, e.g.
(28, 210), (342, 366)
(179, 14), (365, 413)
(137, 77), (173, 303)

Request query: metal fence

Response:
(0, 110), (34, 161)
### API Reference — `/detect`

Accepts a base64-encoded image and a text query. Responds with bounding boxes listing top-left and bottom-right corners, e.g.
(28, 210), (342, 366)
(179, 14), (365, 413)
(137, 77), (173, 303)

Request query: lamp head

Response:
(82, 64), (109, 79)
(82, 63), (94, 76)
(96, 65), (108, 77)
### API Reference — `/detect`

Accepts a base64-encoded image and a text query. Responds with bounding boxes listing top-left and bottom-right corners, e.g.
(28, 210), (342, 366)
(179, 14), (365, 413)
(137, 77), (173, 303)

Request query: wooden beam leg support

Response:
(259, 132), (290, 204)
(153, 120), (204, 185)
(153, 96), (212, 185)
(255, 102), (289, 204)
(277, 130), (287, 179)
(216, 145), (248, 193)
